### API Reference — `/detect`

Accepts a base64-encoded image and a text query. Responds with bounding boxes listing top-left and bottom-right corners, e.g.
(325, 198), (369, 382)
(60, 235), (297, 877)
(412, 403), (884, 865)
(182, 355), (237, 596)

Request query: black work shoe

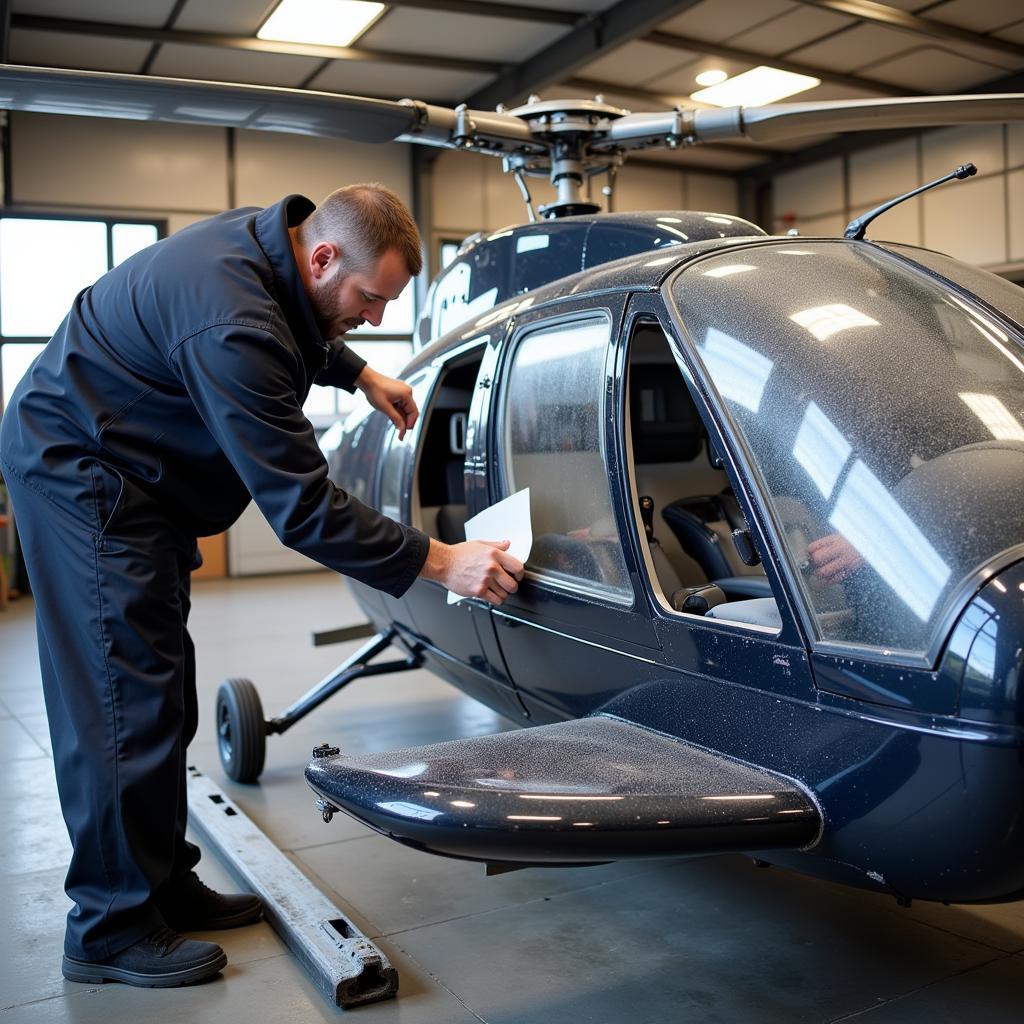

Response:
(157, 871), (263, 931)
(62, 926), (226, 988)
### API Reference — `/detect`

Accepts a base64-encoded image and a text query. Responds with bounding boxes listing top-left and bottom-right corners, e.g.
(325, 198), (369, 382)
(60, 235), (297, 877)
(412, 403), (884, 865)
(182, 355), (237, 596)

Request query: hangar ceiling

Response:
(4, 0), (1024, 171)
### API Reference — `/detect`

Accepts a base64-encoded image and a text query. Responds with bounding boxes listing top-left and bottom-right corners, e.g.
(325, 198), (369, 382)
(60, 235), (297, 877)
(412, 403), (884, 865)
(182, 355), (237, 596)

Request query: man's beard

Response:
(311, 277), (363, 338)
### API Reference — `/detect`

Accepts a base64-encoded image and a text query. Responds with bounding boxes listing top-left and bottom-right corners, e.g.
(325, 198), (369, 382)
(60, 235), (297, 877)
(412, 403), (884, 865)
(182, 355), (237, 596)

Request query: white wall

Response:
(431, 149), (740, 241)
(770, 123), (1024, 270)
(6, 111), (413, 576)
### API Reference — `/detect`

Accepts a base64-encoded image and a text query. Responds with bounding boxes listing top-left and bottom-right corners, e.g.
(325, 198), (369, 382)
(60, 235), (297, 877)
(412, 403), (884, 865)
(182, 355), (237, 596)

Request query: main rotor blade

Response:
(692, 94), (1024, 144)
(603, 94), (1024, 149)
(0, 64), (418, 142)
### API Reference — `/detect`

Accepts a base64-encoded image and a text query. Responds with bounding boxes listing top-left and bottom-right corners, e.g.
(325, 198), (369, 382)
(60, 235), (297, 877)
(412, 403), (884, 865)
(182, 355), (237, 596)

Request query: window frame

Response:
(0, 209), (166, 414)
(615, 306), (800, 641)
(495, 307), (636, 607)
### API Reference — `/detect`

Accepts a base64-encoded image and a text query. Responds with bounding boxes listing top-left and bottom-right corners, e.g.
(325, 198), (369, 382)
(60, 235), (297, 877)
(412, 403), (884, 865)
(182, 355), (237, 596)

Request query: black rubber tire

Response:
(215, 678), (266, 783)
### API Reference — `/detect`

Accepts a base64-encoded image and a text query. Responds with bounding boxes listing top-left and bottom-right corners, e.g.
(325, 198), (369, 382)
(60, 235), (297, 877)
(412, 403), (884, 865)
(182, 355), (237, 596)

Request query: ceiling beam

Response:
(139, 0), (188, 76)
(646, 29), (898, 96)
(795, 0), (1024, 62)
(466, 0), (707, 111)
(385, 0), (578, 26)
(10, 14), (504, 75)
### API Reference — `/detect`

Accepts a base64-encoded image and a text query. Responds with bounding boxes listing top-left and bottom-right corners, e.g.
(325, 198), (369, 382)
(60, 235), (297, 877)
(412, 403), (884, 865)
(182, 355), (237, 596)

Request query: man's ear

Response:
(310, 242), (338, 281)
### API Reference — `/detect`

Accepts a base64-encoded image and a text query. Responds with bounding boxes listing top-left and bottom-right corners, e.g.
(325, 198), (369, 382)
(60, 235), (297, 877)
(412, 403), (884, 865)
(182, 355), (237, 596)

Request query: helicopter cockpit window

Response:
(672, 241), (1024, 659)
(429, 241), (506, 341)
(512, 230), (582, 294)
(881, 244), (1024, 329)
(502, 316), (631, 603)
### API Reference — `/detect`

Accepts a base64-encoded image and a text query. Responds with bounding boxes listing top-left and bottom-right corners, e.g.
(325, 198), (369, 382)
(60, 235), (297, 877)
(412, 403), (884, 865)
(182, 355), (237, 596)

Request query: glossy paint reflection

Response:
(305, 717), (819, 863)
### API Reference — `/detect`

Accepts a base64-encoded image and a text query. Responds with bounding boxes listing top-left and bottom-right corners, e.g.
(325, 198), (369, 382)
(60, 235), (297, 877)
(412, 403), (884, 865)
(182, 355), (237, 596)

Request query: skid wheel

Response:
(216, 678), (267, 783)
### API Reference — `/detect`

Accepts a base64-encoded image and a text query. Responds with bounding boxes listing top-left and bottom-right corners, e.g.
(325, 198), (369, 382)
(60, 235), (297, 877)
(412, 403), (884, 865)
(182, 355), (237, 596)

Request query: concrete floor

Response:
(4, 572), (1024, 1022)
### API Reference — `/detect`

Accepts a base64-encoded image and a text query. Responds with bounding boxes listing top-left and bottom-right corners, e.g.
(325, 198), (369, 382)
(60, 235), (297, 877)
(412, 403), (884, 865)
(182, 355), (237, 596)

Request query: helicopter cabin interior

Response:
(409, 349), (481, 547)
(624, 322), (779, 628)
(406, 323), (780, 631)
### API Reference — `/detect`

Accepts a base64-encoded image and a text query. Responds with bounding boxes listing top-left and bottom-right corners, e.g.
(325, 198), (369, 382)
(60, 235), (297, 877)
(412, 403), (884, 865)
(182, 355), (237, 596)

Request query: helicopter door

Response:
(400, 338), (526, 722)
(620, 299), (817, 707)
(489, 304), (663, 721)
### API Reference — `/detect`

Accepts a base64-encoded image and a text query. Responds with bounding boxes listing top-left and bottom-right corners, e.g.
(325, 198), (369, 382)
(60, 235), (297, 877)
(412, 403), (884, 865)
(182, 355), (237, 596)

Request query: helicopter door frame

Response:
(484, 293), (666, 722)
(396, 335), (527, 722)
(616, 293), (818, 704)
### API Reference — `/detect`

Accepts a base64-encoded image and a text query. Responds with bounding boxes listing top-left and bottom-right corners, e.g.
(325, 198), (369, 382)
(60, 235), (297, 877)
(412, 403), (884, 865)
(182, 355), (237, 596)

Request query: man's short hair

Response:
(299, 183), (423, 277)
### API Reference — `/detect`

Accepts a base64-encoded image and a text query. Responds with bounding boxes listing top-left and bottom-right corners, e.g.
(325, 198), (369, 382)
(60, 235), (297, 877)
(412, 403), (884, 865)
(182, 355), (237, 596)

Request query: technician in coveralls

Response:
(0, 184), (524, 988)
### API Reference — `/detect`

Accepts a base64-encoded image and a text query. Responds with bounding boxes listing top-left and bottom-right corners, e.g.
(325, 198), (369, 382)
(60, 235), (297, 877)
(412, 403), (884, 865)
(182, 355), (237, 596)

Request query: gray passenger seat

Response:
(705, 598), (782, 630)
(661, 492), (774, 600)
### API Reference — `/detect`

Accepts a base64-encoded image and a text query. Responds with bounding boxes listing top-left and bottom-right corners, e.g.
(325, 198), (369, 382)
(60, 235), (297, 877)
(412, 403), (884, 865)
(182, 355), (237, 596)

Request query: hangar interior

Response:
(2, 0), (1024, 1020)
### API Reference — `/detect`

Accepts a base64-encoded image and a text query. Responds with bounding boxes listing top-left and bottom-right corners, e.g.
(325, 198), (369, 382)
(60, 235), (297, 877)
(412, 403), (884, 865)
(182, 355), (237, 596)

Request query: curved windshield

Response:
(672, 241), (1024, 657)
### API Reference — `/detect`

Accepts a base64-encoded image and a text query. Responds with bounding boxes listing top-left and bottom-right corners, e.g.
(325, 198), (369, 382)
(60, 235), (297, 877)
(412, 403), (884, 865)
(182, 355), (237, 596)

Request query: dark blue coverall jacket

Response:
(0, 194), (429, 959)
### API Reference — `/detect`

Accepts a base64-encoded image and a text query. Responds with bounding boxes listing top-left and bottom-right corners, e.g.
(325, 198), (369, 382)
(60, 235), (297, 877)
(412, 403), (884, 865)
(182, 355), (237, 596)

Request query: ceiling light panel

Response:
(695, 69), (728, 86)
(258, 0), (386, 48)
(692, 66), (821, 107)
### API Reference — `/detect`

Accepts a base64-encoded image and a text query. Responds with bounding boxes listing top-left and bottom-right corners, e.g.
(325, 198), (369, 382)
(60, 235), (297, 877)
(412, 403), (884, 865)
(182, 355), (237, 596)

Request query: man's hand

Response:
(421, 538), (525, 606)
(807, 533), (864, 584)
(356, 366), (419, 439)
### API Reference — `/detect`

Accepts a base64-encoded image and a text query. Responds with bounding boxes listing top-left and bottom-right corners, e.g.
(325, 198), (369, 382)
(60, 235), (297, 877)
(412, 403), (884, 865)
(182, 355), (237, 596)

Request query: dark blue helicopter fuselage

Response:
(331, 214), (1024, 904)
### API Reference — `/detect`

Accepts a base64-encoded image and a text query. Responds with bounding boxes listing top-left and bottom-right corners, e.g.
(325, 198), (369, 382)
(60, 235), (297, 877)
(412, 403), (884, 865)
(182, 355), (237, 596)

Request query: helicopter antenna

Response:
(844, 162), (977, 241)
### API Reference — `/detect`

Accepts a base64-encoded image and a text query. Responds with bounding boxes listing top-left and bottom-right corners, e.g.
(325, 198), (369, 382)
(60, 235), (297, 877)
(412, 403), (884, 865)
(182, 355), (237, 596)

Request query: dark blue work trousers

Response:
(3, 461), (202, 960)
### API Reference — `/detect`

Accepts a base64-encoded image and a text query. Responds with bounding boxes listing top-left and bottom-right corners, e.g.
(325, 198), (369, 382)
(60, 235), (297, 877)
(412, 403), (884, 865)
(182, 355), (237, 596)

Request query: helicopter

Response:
(2, 63), (1024, 905)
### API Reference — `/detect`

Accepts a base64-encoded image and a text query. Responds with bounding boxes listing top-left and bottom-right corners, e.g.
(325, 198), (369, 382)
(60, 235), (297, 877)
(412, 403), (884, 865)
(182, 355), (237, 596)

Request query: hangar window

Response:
(501, 316), (631, 603)
(0, 213), (161, 412)
(304, 339), (413, 427)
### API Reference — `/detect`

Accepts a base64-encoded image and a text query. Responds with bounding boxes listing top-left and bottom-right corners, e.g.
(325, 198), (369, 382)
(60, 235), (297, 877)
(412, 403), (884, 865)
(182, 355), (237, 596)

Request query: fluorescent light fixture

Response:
(793, 401), (852, 499)
(692, 66), (820, 107)
(946, 294), (1024, 377)
(375, 760), (428, 778)
(959, 392), (1024, 441)
(695, 69), (728, 87)
(518, 794), (624, 801)
(829, 460), (950, 622)
(376, 801), (443, 821)
(790, 303), (878, 341)
(703, 263), (756, 278)
(699, 327), (774, 413)
(258, 0), (385, 48)
(516, 234), (549, 253)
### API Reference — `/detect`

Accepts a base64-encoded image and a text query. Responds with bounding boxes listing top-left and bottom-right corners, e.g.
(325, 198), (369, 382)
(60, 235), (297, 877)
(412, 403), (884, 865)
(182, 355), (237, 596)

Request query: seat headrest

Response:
(629, 364), (704, 464)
